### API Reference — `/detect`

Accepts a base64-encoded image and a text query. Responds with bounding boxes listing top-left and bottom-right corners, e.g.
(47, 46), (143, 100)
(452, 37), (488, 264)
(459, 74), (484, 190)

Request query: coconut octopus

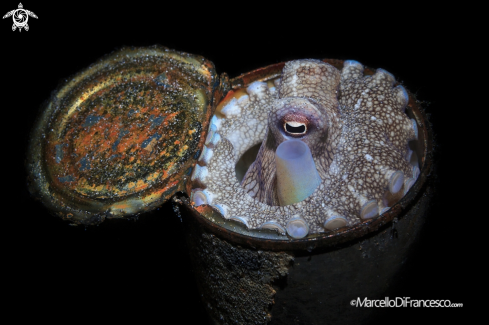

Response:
(190, 59), (419, 238)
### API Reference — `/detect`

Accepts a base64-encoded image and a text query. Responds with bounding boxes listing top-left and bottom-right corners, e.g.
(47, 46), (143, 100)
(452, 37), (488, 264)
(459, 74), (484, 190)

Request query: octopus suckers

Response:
(229, 216), (249, 228)
(324, 215), (348, 230)
(286, 216), (310, 239)
(261, 221), (286, 235)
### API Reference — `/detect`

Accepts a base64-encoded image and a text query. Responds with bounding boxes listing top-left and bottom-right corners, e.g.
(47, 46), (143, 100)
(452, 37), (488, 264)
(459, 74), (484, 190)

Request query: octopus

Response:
(190, 59), (419, 238)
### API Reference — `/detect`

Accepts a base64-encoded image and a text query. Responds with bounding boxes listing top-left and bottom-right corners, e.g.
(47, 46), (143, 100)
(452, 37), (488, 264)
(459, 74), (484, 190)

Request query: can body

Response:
(176, 60), (434, 324)
(178, 173), (431, 324)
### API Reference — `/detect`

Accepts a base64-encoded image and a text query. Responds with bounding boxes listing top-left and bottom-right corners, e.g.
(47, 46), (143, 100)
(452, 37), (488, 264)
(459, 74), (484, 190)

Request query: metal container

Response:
(26, 46), (434, 324)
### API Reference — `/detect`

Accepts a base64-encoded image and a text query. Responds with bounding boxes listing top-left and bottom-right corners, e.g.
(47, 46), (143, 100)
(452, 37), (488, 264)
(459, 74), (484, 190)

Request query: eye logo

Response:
(3, 3), (37, 32)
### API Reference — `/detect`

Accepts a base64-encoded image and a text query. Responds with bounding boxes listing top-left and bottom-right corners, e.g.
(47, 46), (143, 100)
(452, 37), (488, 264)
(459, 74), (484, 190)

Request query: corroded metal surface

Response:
(179, 203), (293, 325)
(27, 46), (220, 225)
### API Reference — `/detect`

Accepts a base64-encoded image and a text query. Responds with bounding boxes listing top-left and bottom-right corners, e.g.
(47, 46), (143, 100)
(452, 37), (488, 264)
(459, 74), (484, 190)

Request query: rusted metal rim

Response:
(181, 59), (434, 252)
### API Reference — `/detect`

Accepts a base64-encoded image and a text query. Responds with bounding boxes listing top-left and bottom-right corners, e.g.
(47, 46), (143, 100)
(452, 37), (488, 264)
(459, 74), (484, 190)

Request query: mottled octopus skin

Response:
(191, 59), (418, 236)
(241, 60), (342, 206)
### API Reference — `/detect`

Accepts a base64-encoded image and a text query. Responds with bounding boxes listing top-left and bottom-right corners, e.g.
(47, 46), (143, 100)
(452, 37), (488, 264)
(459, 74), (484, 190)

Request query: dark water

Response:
(5, 4), (469, 323)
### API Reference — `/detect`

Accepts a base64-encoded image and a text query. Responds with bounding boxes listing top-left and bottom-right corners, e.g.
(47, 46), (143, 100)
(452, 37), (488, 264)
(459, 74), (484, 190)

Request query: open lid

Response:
(27, 46), (224, 225)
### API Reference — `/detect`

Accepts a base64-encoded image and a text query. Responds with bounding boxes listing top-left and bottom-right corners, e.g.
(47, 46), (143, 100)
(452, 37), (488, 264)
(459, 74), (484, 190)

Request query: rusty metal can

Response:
(26, 46), (434, 324)
(173, 61), (435, 324)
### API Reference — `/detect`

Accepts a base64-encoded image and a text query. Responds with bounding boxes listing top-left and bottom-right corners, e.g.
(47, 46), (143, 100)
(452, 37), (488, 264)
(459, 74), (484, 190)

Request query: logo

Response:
(3, 3), (37, 32)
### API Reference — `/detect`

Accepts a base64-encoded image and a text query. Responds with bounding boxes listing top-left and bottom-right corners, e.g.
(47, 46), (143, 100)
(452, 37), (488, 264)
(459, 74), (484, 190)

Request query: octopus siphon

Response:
(190, 59), (419, 238)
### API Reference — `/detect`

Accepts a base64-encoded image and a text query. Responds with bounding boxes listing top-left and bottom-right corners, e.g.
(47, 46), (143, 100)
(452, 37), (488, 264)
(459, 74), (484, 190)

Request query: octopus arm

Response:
(218, 82), (276, 161)
(202, 137), (286, 230)
(241, 127), (279, 205)
(307, 61), (417, 227)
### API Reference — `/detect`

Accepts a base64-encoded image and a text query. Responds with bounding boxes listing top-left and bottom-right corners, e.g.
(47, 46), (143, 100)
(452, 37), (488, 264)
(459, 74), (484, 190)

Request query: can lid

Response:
(27, 46), (220, 225)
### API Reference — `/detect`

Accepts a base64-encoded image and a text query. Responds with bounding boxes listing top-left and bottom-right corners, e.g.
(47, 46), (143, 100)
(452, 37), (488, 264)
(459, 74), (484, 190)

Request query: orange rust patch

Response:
(134, 179), (148, 192)
(215, 89), (249, 118)
(195, 205), (207, 214)
(141, 179), (179, 204)
(146, 172), (160, 182)
(111, 202), (131, 210)
(143, 137), (159, 152)
(177, 145), (189, 157)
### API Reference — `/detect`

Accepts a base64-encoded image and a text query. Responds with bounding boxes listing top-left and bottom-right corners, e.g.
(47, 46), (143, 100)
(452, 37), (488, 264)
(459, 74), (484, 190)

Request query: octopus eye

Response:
(284, 121), (306, 135)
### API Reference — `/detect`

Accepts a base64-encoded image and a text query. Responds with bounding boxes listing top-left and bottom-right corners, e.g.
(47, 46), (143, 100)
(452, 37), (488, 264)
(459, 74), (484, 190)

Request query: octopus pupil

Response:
(285, 123), (306, 134)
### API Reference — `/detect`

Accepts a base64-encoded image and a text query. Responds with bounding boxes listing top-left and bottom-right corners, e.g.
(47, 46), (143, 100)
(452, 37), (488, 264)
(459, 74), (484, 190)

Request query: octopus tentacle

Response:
(219, 81), (273, 161)
(340, 60), (364, 82)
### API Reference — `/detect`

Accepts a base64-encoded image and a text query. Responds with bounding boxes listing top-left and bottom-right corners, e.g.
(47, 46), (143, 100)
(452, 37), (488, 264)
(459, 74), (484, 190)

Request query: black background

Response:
(4, 3), (470, 324)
